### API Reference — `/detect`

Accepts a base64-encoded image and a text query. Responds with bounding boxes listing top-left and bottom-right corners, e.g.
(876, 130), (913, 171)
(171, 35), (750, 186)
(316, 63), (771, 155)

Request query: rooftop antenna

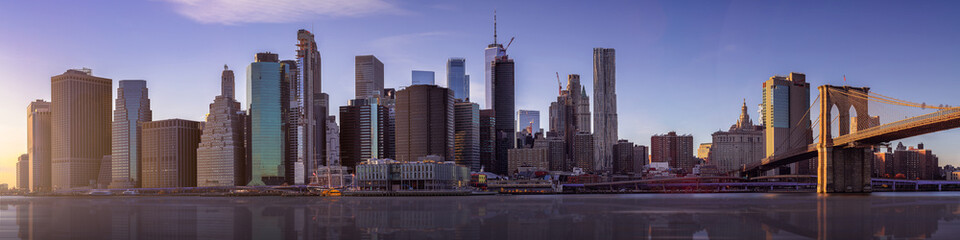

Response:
(494, 10), (498, 45)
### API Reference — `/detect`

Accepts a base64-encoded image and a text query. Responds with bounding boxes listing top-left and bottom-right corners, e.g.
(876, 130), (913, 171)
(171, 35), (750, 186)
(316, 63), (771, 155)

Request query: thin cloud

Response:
(162, 0), (405, 24)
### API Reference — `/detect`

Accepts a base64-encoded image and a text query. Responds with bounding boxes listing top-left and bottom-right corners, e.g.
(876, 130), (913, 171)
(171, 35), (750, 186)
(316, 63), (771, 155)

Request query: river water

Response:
(1, 192), (959, 239)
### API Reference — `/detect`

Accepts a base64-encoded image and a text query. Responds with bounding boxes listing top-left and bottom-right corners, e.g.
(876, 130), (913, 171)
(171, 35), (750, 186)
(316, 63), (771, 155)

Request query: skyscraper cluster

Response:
(16, 16), (628, 191)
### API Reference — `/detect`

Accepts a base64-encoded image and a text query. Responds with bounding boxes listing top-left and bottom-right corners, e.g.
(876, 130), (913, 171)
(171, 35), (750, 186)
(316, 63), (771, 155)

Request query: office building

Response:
(141, 119), (202, 188)
(381, 89), (397, 160)
(697, 143), (712, 162)
(197, 66), (247, 187)
(17, 154), (28, 190)
(339, 98), (388, 169)
(280, 60), (300, 184)
(447, 58), (469, 101)
(297, 30), (328, 179)
(573, 133), (596, 173)
(651, 132), (696, 172)
(593, 48), (618, 173)
(479, 109), (496, 172)
(355, 55), (384, 99)
(535, 136), (566, 171)
(51, 68), (112, 190)
(517, 110), (540, 135)
(710, 101), (765, 172)
(412, 70), (435, 86)
(548, 74), (591, 172)
(613, 140), (637, 175)
(454, 102), (481, 171)
(491, 56), (516, 175)
(762, 72), (813, 175)
(247, 52), (285, 185)
(484, 14), (506, 108)
(395, 85), (455, 162)
(507, 148), (549, 177)
(109, 80), (152, 189)
(326, 116), (340, 167)
(27, 100), (51, 192)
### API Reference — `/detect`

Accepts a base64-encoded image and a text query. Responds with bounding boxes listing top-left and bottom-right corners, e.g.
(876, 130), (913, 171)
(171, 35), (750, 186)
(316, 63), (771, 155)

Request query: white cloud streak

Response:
(162, 0), (403, 24)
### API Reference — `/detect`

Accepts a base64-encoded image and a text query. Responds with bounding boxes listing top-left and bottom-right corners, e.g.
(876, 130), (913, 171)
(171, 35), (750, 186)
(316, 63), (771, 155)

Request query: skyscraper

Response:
(573, 133), (595, 173)
(109, 80), (152, 189)
(296, 29), (327, 182)
(484, 14), (506, 108)
(197, 66), (247, 187)
(27, 100), (51, 192)
(280, 60), (300, 184)
(761, 72), (812, 174)
(492, 56), (515, 176)
(141, 119), (202, 188)
(339, 98), (388, 168)
(247, 52), (284, 186)
(479, 109), (496, 172)
(548, 74), (591, 172)
(17, 154), (28, 190)
(446, 58), (469, 101)
(613, 140), (637, 174)
(517, 110), (540, 135)
(355, 55), (384, 99)
(326, 116), (340, 166)
(395, 85), (455, 162)
(454, 101), (480, 171)
(51, 68), (112, 190)
(412, 70), (435, 86)
(593, 48), (618, 173)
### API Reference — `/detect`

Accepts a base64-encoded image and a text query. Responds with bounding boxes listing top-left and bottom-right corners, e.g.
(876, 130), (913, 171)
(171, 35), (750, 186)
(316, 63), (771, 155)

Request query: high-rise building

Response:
(710, 101), (765, 172)
(454, 102), (480, 171)
(246, 52), (285, 186)
(280, 60), (300, 184)
(27, 100), (51, 192)
(109, 80), (152, 189)
(613, 140), (637, 174)
(141, 119), (202, 188)
(697, 143), (712, 162)
(593, 48), (618, 173)
(381, 89), (397, 160)
(355, 55), (384, 99)
(573, 133), (595, 173)
(197, 66), (247, 187)
(877, 142), (940, 180)
(479, 109), (496, 172)
(446, 58), (469, 101)
(761, 72), (812, 175)
(517, 110), (540, 135)
(484, 14), (506, 108)
(51, 68), (112, 190)
(17, 154), (28, 190)
(548, 74), (591, 172)
(492, 56), (516, 176)
(326, 116), (340, 166)
(536, 136), (566, 171)
(412, 70), (435, 86)
(395, 85), (455, 162)
(651, 132), (696, 172)
(634, 145), (649, 167)
(296, 30), (327, 184)
(339, 98), (388, 168)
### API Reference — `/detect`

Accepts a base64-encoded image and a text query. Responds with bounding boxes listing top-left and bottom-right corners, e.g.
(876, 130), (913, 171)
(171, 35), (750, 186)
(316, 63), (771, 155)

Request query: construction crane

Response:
(556, 72), (562, 95)
(503, 37), (515, 52)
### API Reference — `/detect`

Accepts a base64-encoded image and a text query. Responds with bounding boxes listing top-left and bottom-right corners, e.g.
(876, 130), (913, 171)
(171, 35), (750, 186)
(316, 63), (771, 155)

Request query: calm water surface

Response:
(2, 192), (960, 239)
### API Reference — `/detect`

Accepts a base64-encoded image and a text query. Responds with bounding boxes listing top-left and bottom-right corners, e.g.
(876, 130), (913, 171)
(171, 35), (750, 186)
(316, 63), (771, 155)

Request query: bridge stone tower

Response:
(817, 85), (873, 193)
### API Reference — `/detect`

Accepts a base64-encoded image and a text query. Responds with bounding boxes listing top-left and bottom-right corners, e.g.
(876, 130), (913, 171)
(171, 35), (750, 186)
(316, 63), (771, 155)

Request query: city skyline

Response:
(3, 1), (960, 185)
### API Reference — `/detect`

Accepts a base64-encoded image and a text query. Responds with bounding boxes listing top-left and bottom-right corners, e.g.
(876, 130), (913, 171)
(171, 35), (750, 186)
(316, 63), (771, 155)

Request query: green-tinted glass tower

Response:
(247, 52), (284, 185)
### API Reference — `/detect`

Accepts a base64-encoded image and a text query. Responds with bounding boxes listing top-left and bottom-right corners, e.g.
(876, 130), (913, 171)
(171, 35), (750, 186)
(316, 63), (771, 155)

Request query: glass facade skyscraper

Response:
(109, 80), (152, 188)
(446, 58), (469, 101)
(247, 52), (284, 186)
(412, 70), (435, 86)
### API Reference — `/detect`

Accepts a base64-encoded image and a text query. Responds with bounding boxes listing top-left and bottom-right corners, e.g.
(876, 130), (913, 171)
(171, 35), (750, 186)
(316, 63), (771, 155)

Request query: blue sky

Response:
(1, 0), (959, 184)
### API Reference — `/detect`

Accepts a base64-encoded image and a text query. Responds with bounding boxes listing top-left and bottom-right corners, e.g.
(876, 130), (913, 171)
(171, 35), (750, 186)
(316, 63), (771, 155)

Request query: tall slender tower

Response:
(297, 29), (327, 183)
(492, 56), (515, 175)
(197, 65), (247, 187)
(27, 100), (51, 192)
(51, 68), (112, 190)
(485, 12), (506, 108)
(593, 48), (617, 173)
(447, 58), (469, 101)
(109, 80), (152, 188)
(761, 72), (812, 174)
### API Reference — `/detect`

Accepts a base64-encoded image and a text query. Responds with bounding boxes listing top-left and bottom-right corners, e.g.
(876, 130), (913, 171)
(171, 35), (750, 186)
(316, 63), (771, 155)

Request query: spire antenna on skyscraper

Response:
(494, 10), (498, 44)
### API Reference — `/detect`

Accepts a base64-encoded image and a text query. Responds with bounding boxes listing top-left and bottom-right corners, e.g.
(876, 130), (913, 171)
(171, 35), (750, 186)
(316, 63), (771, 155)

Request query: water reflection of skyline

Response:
(0, 193), (958, 239)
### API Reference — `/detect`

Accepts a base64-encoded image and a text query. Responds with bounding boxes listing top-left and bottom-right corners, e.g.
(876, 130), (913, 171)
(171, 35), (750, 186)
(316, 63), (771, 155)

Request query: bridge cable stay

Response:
(770, 93), (821, 156)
